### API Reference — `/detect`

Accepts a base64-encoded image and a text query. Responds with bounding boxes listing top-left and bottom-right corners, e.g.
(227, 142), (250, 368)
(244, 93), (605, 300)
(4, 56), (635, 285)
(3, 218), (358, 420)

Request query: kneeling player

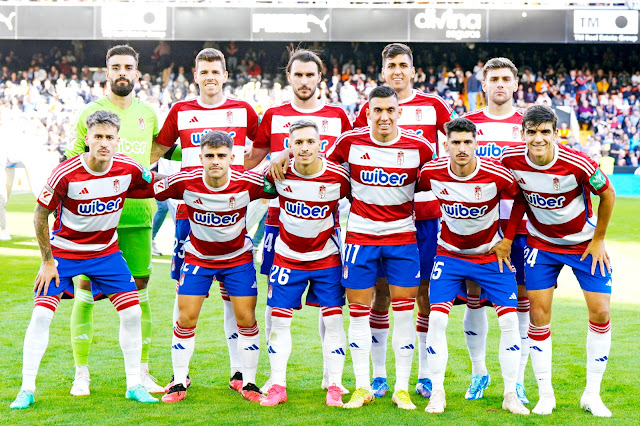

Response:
(260, 120), (350, 407)
(501, 105), (615, 417)
(417, 118), (529, 415)
(151, 131), (275, 404)
(11, 111), (158, 409)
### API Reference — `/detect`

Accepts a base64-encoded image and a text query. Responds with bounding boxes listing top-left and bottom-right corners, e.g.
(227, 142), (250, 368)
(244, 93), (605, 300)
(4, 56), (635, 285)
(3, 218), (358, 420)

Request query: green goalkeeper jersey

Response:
(65, 97), (159, 228)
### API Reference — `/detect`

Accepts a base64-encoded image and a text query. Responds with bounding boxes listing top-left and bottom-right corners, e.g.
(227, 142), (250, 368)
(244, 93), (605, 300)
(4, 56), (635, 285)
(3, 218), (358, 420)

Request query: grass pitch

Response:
(1, 193), (639, 425)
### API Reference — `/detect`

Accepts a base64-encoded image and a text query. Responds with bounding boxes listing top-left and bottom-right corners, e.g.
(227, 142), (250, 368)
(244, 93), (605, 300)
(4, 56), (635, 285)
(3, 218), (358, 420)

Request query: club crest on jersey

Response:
(319, 185), (326, 199)
(475, 186), (482, 200)
(397, 151), (405, 165)
(227, 111), (233, 123)
(229, 196), (236, 209)
(553, 177), (560, 191)
(139, 118), (145, 130)
(416, 108), (423, 121)
(322, 119), (329, 132)
(512, 126), (519, 139)
(113, 179), (120, 193)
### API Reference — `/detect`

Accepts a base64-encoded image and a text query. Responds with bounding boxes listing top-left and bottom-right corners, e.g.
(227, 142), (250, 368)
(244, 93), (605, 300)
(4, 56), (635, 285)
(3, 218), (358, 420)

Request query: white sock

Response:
(497, 310), (520, 395)
(369, 310), (389, 379)
(264, 306), (272, 346)
(268, 309), (293, 387)
(426, 310), (450, 392)
(222, 295), (241, 376)
(172, 322), (196, 387)
(21, 303), (56, 392)
(391, 298), (416, 392)
(517, 298), (530, 383)
(318, 310), (327, 381)
(585, 320), (611, 395)
(416, 312), (430, 380)
(528, 323), (553, 395)
(117, 304), (143, 389)
(322, 307), (346, 386)
(463, 303), (488, 376)
(237, 322), (260, 386)
(348, 303), (372, 390)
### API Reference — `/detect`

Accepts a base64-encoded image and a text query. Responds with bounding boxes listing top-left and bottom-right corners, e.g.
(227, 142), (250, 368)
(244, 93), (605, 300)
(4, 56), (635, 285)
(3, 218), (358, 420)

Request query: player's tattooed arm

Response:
(33, 203), (60, 296)
(150, 140), (172, 164)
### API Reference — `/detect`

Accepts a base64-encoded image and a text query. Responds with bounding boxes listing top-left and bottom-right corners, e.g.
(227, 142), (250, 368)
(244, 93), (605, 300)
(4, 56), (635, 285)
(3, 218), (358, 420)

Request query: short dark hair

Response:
(200, 130), (234, 151)
(289, 119), (319, 137)
(286, 48), (323, 75)
(523, 105), (558, 132)
(86, 110), (120, 132)
(445, 117), (476, 138)
(368, 85), (398, 102)
(382, 43), (413, 66)
(195, 48), (226, 72)
(106, 45), (139, 67)
(483, 57), (518, 79)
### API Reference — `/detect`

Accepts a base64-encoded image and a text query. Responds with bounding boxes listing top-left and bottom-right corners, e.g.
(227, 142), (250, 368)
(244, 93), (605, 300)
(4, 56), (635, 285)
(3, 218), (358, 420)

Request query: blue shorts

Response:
(342, 244), (421, 290)
(512, 234), (527, 286)
(430, 255), (518, 307)
(416, 219), (439, 280)
(171, 219), (191, 280)
(259, 225), (279, 275)
(178, 260), (257, 297)
(40, 252), (136, 298)
(524, 248), (612, 294)
(268, 265), (345, 309)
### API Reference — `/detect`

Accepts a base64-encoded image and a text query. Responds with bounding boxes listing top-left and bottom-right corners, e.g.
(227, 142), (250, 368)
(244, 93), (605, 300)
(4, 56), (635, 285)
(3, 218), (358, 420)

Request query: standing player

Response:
(64, 45), (164, 395)
(417, 117), (529, 415)
(501, 105), (615, 417)
(354, 43), (453, 399)
(152, 131), (274, 403)
(246, 48), (351, 393)
(327, 86), (435, 410)
(11, 111), (158, 409)
(152, 48), (259, 392)
(461, 57), (530, 403)
(260, 120), (350, 407)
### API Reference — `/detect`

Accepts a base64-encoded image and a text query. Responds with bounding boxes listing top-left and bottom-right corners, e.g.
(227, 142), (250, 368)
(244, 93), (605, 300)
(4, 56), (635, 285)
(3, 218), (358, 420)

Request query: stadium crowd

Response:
(1, 41), (639, 167)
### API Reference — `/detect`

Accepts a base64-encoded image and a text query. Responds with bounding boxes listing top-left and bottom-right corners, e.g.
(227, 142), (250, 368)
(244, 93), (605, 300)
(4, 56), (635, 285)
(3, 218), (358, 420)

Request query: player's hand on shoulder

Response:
(488, 238), (514, 273)
(268, 150), (291, 181)
(34, 260), (60, 297)
(580, 239), (611, 277)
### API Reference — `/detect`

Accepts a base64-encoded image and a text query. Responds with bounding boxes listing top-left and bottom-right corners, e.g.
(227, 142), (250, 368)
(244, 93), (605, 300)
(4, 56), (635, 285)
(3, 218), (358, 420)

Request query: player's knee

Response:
(235, 311), (256, 328)
(32, 305), (55, 328)
(429, 310), (449, 331)
(118, 304), (142, 323)
(372, 283), (391, 310)
(588, 306), (610, 324)
(497, 311), (518, 332)
(177, 314), (198, 329)
(134, 277), (149, 290)
(529, 308), (551, 327)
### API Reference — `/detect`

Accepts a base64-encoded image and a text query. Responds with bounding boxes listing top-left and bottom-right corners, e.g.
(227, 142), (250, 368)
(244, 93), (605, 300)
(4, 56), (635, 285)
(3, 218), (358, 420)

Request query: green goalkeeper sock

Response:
(138, 288), (152, 364)
(70, 288), (95, 366)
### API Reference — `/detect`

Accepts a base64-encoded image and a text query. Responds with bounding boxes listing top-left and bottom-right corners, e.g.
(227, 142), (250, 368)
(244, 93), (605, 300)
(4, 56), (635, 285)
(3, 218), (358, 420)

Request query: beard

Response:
(110, 78), (134, 97)
(293, 85), (317, 102)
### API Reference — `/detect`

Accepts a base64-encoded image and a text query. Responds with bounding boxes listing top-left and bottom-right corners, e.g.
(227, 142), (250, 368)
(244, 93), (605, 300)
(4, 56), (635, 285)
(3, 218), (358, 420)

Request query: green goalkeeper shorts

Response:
(79, 227), (152, 281)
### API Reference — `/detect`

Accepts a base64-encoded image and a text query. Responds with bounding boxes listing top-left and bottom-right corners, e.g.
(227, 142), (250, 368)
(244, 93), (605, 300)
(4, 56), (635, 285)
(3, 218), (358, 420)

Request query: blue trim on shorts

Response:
(267, 265), (344, 309)
(171, 219), (191, 280)
(259, 225), (279, 275)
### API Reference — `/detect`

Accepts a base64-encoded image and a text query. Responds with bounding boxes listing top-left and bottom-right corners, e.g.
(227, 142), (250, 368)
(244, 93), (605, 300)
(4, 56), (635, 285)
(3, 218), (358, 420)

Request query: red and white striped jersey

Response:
(37, 154), (153, 259)
(417, 157), (520, 263)
(327, 127), (435, 246)
(265, 158), (350, 269)
(152, 168), (275, 268)
(155, 97), (259, 220)
(355, 90), (454, 221)
(253, 101), (352, 226)
(501, 143), (611, 254)
(465, 107), (527, 234)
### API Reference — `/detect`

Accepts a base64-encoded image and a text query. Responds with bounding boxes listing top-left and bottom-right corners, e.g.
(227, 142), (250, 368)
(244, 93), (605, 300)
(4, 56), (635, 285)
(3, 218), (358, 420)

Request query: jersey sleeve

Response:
(326, 134), (350, 164)
(64, 109), (90, 159)
(339, 108), (354, 132)
(434, 95), (455, 135)
(126, 161), (155, 198)
(245, 170), (277, 200)
(246, 104), (260, 142)
(252, 109), (273, 151)
(153, 173), (185, 201)
(38, 164), (69, 209)
(580, 154), (610, 195)
(419, 138), (436, 166)
(155, 104), (180, 148)
(416, 165), (433, 192)
(338, 168), (351, 199)
(354, 102), (369, 128)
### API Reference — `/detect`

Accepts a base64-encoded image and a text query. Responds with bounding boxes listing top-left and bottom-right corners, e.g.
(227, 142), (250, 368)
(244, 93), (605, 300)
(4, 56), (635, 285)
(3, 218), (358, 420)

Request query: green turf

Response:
(1, 193), (639, 424)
